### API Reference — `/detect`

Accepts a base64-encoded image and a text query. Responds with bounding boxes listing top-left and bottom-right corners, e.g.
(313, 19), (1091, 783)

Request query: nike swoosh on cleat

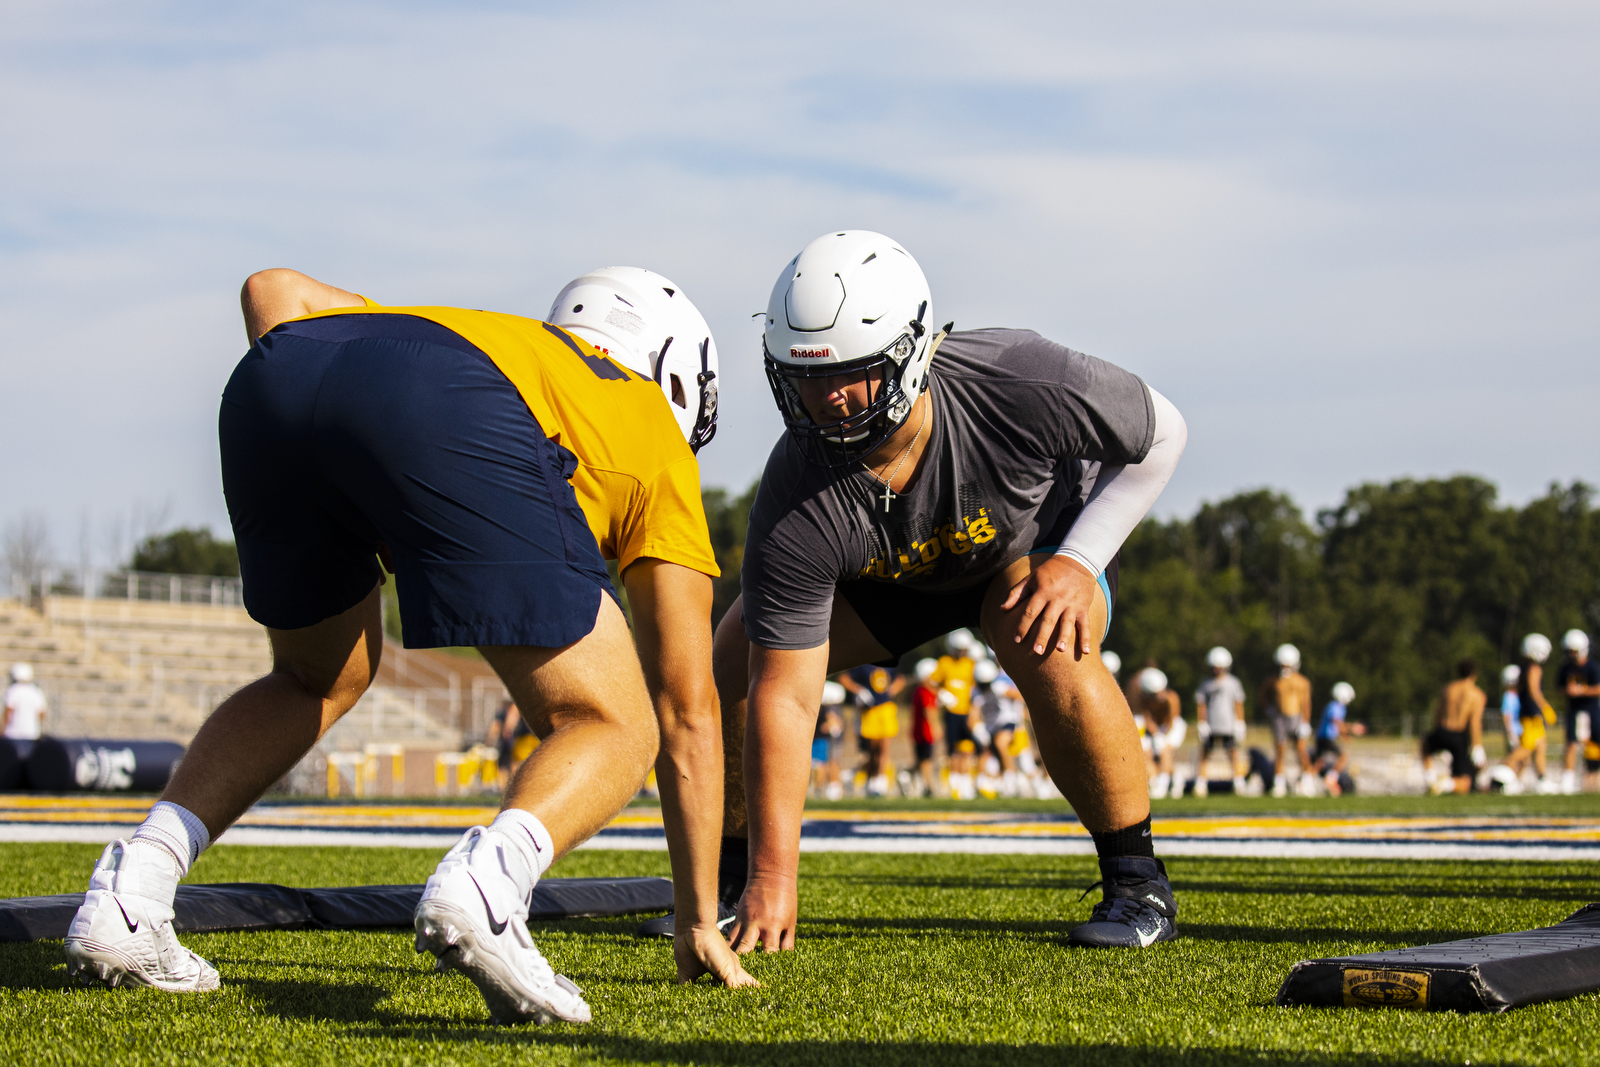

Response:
(115, 898), (140, 934)
(470, 874), (509, 936)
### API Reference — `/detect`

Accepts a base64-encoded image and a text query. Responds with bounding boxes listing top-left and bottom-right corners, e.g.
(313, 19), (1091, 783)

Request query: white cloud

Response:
(0, 0), (1595, 563)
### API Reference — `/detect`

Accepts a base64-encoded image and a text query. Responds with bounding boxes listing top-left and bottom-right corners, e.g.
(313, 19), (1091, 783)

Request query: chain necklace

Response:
(863, 396), (928, 513)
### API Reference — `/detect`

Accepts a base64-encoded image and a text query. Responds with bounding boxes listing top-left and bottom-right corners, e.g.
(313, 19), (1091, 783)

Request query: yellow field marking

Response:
(2, 796), (1598, 844)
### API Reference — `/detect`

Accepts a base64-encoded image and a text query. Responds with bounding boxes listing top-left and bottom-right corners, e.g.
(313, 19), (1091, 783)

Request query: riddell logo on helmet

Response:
(790, 345), (834, 359)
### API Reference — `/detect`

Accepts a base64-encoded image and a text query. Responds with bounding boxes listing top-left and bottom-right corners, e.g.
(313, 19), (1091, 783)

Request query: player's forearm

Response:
(745, 649), (827, 880)
(654, 685), (724, 926)
(1056, 385), (1187, 577)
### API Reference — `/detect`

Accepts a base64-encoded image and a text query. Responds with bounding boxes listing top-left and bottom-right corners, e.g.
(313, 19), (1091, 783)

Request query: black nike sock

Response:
(1091, 816), (1155, 860)
(717, 836), (748, 904)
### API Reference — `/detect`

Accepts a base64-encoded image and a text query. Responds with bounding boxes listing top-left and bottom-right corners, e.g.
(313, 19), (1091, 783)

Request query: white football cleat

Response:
(63, 840), (220, 993)
(414, 826), (591, 1025)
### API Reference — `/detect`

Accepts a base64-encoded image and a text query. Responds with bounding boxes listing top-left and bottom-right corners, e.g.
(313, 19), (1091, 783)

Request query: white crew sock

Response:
(130, 801), (211, 876)
(485, 809), (555, 902)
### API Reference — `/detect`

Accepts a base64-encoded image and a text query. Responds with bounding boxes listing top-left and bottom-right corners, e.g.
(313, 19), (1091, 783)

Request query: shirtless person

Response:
(1134, 668), (1185, 799)
(1422, 660), (1486, 795)
(1260, 644), (1312, 797)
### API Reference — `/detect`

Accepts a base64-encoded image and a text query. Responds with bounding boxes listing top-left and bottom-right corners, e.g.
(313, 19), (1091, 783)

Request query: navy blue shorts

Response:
(219, 314), (614, 648)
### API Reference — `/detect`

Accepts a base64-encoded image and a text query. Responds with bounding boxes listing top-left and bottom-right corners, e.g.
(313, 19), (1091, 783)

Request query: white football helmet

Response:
(1275, 643), (1301, 670)
(1206, 646), (1233, 670)
(548, 267), (719, 453)
(915, 658), (938, 682)
(9, 663), (32, 684)
(762, 231), (936, 466)
(1138, 668), (1168, 695)
(1563, 629), (1590, 654)
(946, 629), (974, 655)
(1101, 650), (1122, 677)
(821, 681), (847, 707)
(1331, 681), (1355, 705)
(974, 660), (1000, 685)
(1522, 633), (1552, 664)
(1501, 664), (1521, 687)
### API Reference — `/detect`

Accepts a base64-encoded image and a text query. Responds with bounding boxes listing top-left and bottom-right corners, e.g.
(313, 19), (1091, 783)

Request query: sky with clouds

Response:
(2, 0), (1596, 566)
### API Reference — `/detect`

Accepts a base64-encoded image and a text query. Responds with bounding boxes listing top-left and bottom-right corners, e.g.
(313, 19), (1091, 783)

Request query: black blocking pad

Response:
(1277, 903), (1600, 1012)
(0, 877), (673, 942)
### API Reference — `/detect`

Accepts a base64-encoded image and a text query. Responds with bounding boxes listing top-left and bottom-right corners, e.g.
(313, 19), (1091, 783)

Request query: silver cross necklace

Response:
(863, 397), (928, 513)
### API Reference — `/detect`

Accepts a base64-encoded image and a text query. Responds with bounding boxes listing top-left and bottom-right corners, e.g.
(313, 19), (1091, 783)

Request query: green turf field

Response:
(2, 840), (1598, 1065)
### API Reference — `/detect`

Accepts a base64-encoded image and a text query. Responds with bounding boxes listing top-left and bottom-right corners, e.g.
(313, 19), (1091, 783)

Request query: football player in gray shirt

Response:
(713, 230), (1187, 952)
(1194, 646), (1249, 794)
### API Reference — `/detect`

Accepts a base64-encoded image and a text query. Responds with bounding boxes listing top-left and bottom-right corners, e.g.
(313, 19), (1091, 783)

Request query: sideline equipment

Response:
(3, 877), (673, 942)
(762, 230), (936, 467)
(548, 266), (719, 454)
(1278, 903), (1600, 1012)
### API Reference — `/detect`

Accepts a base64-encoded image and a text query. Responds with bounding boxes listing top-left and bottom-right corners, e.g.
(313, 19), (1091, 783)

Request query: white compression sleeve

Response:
(1055, 384), (1188, 577)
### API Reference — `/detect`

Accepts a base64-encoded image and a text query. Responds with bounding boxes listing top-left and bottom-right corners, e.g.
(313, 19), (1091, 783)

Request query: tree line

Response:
(96, 474), (1599, 734)
(702, 476), (1598, 733)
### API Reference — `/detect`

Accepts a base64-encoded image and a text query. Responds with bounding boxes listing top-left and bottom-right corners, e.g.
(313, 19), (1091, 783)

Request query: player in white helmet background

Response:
(928, 628), (981, 799)
(1133, 669), (1186, 800)
(1556, 629), (1599, 794)
(715, 230), (1188, 951)
(1192, 647), (1247, 797)
(1311, 681), (1361, 796)
(1260, 643), (1313, 797)
(1514, 633), (1560, 792)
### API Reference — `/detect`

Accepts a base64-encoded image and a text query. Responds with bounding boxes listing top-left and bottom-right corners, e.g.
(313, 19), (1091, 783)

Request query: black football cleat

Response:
(1067, 855), (1178, 948)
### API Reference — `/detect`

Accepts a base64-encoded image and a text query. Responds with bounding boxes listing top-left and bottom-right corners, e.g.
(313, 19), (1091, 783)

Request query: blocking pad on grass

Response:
(2, 843), (1599, 1066)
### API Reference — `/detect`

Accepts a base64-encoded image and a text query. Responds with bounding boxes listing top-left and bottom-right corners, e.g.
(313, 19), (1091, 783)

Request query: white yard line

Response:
(3, 820), (1596, 861)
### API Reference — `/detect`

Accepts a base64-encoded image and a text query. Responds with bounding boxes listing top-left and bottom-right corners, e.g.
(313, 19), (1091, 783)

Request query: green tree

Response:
(1318, 477), (1515, 731)
(1111, 489), (1321, 709)
(702, 482), (759, 628)
(129, 528), (240, 577)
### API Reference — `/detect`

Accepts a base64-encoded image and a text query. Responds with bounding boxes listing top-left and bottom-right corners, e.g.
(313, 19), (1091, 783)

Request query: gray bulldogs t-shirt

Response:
(1196, 674), (1247, 734)
(742, 328), (1154, 651)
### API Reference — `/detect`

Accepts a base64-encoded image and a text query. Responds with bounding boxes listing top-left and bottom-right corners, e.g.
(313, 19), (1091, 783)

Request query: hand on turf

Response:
(727, 873), (797, 954)
(674, 923), (759, 987)
(999, 555), (1099, 657)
